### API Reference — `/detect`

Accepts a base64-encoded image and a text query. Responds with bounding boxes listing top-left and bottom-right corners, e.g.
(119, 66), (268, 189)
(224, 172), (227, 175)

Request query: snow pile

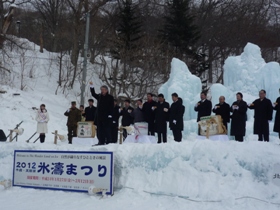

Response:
(159, 58), (202, 121)
(224, 42), (280, 101)
(1, 141), (280, 210)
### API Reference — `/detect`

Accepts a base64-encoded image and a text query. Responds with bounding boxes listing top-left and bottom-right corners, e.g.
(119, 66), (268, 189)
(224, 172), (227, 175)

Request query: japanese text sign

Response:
(13, 150), (114, 194)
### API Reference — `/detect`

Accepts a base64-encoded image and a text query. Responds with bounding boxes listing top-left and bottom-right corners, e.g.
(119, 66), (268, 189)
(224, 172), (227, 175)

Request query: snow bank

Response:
(0, 141), (280, 210)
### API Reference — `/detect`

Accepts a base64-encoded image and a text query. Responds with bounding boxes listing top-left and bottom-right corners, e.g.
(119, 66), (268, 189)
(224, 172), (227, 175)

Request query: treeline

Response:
(1, 0), (280, 99)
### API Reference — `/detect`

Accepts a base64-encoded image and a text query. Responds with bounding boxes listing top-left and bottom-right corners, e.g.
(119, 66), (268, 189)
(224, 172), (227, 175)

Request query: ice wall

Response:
(224, 42), (280, 102)
(159, 58), (202, 120)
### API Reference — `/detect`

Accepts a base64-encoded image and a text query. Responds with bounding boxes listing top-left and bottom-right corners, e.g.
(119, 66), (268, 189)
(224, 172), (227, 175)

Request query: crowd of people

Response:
(35, 83), (280, 145)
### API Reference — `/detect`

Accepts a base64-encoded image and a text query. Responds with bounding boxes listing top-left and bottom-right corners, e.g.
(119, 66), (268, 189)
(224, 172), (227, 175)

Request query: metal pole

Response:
(80, 12), (90, 106)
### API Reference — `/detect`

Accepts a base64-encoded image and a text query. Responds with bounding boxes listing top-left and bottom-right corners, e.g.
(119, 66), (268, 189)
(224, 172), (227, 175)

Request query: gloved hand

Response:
(173, 120), (176, 124)
(108, 115), (112, 118)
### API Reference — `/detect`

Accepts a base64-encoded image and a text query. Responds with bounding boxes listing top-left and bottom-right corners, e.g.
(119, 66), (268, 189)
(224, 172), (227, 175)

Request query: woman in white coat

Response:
(36, 104), (49, 143)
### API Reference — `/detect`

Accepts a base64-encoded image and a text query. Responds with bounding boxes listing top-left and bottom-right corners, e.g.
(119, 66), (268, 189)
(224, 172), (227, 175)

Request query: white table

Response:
(196, 134), (229, 141)
(124, 135), (157, 144)
(72, 137), (98, 146)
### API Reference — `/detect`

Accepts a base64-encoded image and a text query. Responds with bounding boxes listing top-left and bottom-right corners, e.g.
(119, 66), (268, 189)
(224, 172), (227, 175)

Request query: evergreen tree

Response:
(162, 0), (200, 58)
(110, 0), (143, 62)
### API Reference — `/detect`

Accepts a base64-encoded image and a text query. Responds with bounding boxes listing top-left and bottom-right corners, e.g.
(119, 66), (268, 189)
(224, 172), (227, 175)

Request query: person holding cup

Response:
(230, 92), (248, 142)
(155, 94), (170, 143)
(212, 96), (231, 131)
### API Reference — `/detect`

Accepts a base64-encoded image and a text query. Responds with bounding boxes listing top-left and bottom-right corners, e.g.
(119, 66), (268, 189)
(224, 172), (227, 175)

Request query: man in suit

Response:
(143, 93), (157, 135)
(155, 94), (170, 143)
(84, 99), (97, 122)
(111, 99), (121, 143)
(194, 92), (212, 135)
(212, 96), (231, 130)
(120, 99), (134, 140)
(248, 90), (273, 142)
(169, 93), (184, 142)
(89, 82), (114, 145)
(230, 92), (248, 142)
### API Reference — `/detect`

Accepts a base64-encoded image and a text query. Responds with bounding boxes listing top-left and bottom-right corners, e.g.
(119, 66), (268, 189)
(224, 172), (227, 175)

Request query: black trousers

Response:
(111, 124), (119, 143)
(148, 122), (155, 136)
(123, 129), (128, 141)
(172, 129), (182, 142)
(67, 125), (77, 144)
(157, 132), (167, 143)
(235, 135), (244, 142)
(97, 121), (112, 145)
(39, 134), (45, 143)
(258, 134), (269, 142)
(257, 121), (269, 142)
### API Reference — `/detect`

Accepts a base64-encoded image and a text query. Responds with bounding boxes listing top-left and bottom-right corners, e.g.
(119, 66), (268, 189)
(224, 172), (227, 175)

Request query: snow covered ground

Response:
(1, 40), (280, 209)
(1, 141), (280, 210)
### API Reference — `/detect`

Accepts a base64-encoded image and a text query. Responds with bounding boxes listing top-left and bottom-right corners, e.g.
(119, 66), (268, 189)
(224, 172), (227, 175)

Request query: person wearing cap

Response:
(212, 96), (231, 130)
(273, 89), (280, 139)
(35, 104), (49, 143)
(120, 99), (134, 140)
(64, 101), (81, 144)
(84, 99), (97, 122)
(154, 94), (170, 143)
(143, 93), (157, 135)
(194, 92), (212, 130)
(111, 99), (121, 143)
(169, 93), (184, 142)
(89, 82), (114, 145)
(230, 92), (248, 142)
(248, 90), (273, 142)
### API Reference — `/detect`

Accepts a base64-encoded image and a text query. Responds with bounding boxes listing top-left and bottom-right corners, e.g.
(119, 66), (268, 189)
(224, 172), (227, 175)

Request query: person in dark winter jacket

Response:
(169, 93), (184, 142)
(84, 99), (97, 122)
(194, 92), (212, 135)
(194, 92), (212, 122)
(120, 99), (134, 140)
(155, 94), (170, 143)
(230, 92), (247, 142)
(143, 93), (157, 135)
(111, 99), (121, 143)
(64, 101), (81, 144)
(212, 96), (231, 130)
(248, 90), (273, 142)
(131, 99), (145, 123)
(90, 82), (114, 145)
(273, 90), (280, 138)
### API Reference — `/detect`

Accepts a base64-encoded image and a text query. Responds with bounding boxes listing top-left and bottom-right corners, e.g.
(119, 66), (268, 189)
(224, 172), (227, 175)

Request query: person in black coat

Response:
(212, 96), (230, 130)
(143, 93), (157, 136)
(155, 94), (170, 143)
(230, 92), (248, 142)
(248, 90), (273, 142)
(131, 99), (145, 123)
(194, 92), (212, 135)
(120, 99), (134, 140)
(84, 99), (97, 122)
(90, 82), (114, 145)
(169, 93), (184, 142)
(273, 92), (280, 138)
(111, 99), (121, 143)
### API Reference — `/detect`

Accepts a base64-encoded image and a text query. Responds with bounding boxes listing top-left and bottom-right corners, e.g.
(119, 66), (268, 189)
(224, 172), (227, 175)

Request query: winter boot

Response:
(40, 134), (45, 143)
